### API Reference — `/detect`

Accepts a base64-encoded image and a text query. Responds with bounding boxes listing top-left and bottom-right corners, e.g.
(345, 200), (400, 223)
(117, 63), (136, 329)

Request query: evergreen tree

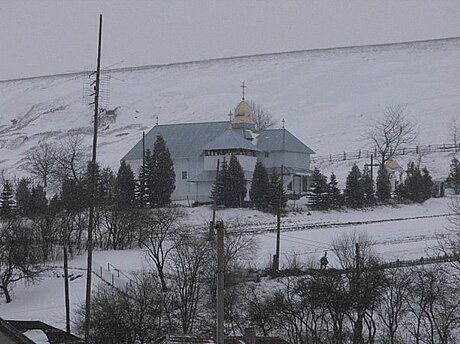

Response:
(0, 180), (16, 219)
(61, 178), (86, 214)
(267, 171), (287, 213)
(344, 164), (364, 208)
(422, 167), (434, 201)
(98, 167), (116, 206)
(136, 150), (153, 208)
(361, 166), (376, 207)
(226, 155), (247, 208)
(396, 163), (433, 203)
(15, 178), (32, 217)
(328, 172), (343, 209)
(308, 168), (329, 210)
(115, 160), (136, 210)
(211, 159), (229, 206)
(446, 157), (460, 194)
(376, 166), (392, 203)
(249, 160), (269, 210)
(150, 135), (175, 207)
(29, 185), (48, 218)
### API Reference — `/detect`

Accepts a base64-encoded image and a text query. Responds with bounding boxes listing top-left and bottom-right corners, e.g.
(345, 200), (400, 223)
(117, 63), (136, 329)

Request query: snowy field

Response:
(0, 196), (455, 331)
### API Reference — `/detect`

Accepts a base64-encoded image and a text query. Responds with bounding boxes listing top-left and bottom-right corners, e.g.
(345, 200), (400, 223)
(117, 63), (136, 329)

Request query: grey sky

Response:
(2, 0), (460, 81)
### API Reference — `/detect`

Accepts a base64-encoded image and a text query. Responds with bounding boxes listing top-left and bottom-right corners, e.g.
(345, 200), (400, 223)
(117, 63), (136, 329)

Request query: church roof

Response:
(123, 121), (230, 161)
(201, 129), (259, 151)
(256, 129), (315, 154)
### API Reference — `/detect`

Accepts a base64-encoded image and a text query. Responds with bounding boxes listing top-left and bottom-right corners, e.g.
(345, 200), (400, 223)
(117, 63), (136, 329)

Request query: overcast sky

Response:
(2, 0), (460, 81)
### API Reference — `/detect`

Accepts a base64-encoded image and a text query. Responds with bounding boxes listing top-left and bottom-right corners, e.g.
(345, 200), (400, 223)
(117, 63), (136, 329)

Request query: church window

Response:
(264, 152), (269, 158)
(287, 181), (293, 191)
(182, 171), (188, 180)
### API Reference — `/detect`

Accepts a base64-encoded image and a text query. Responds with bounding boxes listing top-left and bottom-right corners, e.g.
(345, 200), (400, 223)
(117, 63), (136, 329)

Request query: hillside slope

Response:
(0, 37), (459, 178)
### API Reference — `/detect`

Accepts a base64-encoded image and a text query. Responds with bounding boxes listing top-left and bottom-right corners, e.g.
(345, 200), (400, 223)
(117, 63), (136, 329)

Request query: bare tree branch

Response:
(363, 105), (417, 168)
(249, 101), (276, 132)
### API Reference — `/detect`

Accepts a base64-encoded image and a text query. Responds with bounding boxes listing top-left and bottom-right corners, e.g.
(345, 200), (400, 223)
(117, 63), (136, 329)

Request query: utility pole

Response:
(216, 221), (225, 344)
(210, 159), (220, 238)
(85, 14), (102, 344)
(273, 164), (284, 272)
(62, 217), (70, 333)
(364, 154), (379, 181)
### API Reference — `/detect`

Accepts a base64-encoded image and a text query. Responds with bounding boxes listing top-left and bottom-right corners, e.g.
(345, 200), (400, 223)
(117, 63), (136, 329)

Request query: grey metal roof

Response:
(123, 121), (230, 160)
(256, 129), (315, 154)
(201, 129), (259, 151)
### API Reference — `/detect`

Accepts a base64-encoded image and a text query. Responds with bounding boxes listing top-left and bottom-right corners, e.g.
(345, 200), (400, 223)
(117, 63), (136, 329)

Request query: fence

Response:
(92, 260), (135, 292)
(311, 143), (459, 166)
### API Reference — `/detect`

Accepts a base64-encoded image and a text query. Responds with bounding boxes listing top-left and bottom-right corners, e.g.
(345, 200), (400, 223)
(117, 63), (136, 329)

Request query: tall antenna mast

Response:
(85, 14), (102, 344)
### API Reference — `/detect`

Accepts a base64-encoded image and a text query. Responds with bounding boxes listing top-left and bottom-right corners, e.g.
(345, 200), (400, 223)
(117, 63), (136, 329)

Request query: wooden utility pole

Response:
(216, 221), (225, 344)
(273, 164), (284, 271)
(85, 14), (102, 344)
(210, 159), (220, 238)
(63, 217), (70, 333)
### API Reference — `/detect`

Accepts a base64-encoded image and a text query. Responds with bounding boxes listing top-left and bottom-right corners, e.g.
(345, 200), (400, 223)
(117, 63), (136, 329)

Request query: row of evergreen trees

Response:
(308, 162), (434, 211)
(210, 157), (287, 212)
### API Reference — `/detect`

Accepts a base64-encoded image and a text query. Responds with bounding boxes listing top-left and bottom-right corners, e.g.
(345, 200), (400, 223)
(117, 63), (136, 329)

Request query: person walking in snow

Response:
(320, 251), (328, 270)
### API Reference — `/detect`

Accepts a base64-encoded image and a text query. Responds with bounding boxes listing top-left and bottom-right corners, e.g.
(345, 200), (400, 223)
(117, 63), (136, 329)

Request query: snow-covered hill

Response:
(0, 37), (459, 179)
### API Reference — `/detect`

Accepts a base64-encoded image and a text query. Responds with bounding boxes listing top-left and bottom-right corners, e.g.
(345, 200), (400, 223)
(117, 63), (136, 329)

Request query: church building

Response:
(122, 93), (315, 203)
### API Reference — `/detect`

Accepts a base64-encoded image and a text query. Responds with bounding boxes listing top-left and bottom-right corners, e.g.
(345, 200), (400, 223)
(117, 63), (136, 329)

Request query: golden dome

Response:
(234, 100), (253, 124)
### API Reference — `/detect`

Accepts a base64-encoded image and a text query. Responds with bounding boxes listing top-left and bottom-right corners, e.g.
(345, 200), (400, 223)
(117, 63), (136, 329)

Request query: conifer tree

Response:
(150, 135), (175, 207)
(0, 180), (16, 219)
(446, 157), (460, 194)
(211, 159), (228, 206)
(115, 160), (136, 210)
(328, 172), (343, 209)
(396, 163), (433, 203)
(29, 185), (48, 218)
(15, 178), (32, 217)
(422, 167), (434, 201)
(344, 164), (364, 208)
(361, 166), (376, 207)
(308, 168), (329, 210)
(376, 166), (392, 203)
(249, 160), (269, 210)
(137, 149), (154, 208)
(226, 155), (247, 208)
(267, 171), (287, 212)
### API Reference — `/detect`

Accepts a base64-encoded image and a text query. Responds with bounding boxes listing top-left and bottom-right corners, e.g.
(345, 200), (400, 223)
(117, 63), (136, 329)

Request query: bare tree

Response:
(363, 105), (417, 168)
(54, 133), (88, 182)
(24, 142), (56, 187)
(0, 219), (43, 303)
(170, 233), (212, 334)
(249, 101), (276, 132)
(376, 268), (411, 344)
(139, 207), (184, 291)
(332, 232), (386, 344)
(449, 118), (459, 152)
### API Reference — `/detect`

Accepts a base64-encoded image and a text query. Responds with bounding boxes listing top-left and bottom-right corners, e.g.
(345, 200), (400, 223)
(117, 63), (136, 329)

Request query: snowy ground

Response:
(0, 196), (455, 332)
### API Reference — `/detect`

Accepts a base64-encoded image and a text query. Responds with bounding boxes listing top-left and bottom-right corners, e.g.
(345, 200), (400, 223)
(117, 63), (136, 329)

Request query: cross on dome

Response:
(240, 81), (247, 101)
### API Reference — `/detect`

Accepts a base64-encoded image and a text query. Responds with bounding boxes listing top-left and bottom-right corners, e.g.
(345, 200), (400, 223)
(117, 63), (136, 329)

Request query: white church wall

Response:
(204, 154), (257, 172)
